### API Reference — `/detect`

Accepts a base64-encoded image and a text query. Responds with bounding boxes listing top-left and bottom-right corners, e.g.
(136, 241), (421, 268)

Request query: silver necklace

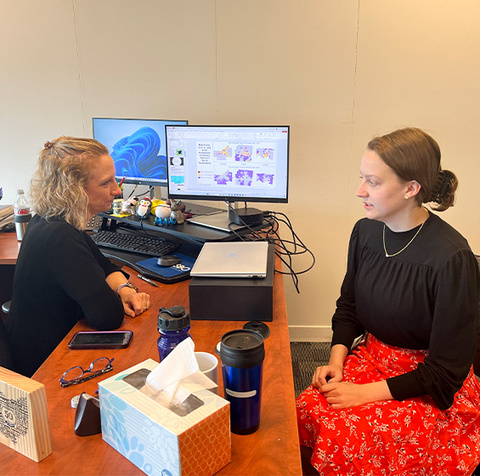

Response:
(382, 222), (425, 258)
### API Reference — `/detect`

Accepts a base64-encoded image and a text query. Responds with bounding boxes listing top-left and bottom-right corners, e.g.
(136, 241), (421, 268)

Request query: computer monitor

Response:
(92, 117), (188, 187)
(165, 125), (290, 204)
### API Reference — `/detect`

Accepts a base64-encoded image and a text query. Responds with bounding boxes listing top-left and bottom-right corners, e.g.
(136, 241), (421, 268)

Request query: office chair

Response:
(2, 300), (10, 315)
(0, 309), (12, 369)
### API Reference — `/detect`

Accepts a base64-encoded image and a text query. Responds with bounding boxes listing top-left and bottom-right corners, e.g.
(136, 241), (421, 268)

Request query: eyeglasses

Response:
(59, 357), (114, 387)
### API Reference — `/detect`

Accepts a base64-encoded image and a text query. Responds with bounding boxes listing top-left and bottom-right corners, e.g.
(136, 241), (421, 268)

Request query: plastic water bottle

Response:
(157, 305), (192, 361)
(14, 189), (31, 241)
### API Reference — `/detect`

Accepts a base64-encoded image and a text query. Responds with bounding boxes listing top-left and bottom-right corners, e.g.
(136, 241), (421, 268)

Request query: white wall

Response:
(1, 1), (479, 341)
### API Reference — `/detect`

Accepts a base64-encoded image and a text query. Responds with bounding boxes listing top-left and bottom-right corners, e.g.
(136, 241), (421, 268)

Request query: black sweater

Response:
(6, 215), (126, 377)
(332, 212), (479, 410)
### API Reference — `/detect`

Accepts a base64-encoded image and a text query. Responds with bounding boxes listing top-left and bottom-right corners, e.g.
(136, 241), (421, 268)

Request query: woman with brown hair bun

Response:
(297, 127), (480, 475)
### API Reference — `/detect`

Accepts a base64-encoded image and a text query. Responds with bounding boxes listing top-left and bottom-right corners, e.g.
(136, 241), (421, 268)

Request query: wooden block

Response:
(0, 366), (52, 462)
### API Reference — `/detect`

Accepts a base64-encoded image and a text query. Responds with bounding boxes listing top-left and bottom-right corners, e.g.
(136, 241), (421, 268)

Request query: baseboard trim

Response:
(288, 326), (332, 342)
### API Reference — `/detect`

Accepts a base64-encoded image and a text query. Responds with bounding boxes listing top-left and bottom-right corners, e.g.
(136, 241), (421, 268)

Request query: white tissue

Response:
(144, 338), (217, 406)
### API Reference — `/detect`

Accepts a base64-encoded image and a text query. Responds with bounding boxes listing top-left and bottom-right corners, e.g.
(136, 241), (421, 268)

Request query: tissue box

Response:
(99, 359), (231, 476)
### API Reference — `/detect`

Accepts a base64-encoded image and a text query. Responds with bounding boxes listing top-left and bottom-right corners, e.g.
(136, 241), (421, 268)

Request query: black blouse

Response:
(332, 211), (479, 410)
(7, 214), (126, 377)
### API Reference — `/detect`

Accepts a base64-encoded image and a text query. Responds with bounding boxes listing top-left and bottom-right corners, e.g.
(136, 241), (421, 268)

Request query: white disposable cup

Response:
(195, 351), (218, 385)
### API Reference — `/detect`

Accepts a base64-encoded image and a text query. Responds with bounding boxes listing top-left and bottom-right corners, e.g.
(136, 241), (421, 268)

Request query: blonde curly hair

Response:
(30, 137), (109, 230)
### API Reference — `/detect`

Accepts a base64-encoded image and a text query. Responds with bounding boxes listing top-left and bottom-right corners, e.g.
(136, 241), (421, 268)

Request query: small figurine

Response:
(121, 197), (138, 215)
(155, 204), (171, 220)
(154, 203), (175, 226)
(169, 199), (185, 224)
(136, 197), (152, 219)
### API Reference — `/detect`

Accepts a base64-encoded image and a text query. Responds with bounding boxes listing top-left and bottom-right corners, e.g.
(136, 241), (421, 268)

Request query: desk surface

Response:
(0, 233), (301, 475)
(0, 232), (21, 265)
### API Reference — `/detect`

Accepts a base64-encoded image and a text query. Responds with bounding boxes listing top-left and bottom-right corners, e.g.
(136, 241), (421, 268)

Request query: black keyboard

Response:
(91, 230), (180, 257)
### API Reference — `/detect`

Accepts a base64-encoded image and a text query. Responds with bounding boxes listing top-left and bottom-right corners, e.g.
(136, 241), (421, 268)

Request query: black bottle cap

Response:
(220, 329), (265, 369)
(157, 305), (190, 331)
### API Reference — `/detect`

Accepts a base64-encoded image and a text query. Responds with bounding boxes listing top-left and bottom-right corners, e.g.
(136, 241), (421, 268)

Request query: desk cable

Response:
(226, 208), (315, 294)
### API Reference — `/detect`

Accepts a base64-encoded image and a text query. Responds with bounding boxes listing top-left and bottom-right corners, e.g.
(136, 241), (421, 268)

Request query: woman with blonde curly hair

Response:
(6, 137), (151, 376)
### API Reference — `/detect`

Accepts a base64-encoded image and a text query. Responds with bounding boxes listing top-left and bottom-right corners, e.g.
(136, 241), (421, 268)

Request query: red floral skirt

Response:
(296, 334), (480, 475)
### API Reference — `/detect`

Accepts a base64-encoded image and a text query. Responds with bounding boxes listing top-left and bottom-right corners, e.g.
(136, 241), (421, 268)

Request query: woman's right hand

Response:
(311, 343), (349, 387)
(312, 363), (343, 387)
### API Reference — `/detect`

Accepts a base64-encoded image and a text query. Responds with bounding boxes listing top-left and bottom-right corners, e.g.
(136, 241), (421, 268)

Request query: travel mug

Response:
(219, 329), (265, 434)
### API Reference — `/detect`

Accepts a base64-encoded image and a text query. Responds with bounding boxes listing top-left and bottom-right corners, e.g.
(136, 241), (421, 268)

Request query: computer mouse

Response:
(157, 255), (181, 267)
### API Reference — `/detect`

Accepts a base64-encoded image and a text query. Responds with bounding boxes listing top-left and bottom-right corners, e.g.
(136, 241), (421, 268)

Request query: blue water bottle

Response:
(220, 329), (265, 434)
(157, 305), (192, 361)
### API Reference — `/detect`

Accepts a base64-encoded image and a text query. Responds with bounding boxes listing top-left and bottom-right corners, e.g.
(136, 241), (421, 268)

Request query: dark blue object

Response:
(135, 253), (195, 281)
(220, 329), (265, 434)
(157, 305), (191, 361)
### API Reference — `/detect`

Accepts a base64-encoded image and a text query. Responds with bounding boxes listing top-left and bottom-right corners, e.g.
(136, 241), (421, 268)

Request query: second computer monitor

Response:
(165, 125), (290, 203)
(92, 117), (188, 187)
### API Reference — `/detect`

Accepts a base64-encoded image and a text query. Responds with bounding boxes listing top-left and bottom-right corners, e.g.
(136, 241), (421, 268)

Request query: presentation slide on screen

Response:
(167, 127), (288, 200)
(195, 141), (277, 190)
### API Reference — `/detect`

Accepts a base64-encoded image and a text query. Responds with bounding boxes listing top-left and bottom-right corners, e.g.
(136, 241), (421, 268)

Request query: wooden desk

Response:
(0, 232), (18, 318)
(0, 232), (21, 265)
(0, 233), (301, 475)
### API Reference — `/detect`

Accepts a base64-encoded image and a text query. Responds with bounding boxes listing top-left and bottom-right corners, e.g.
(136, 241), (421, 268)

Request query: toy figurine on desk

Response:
(169, 199), (185, 224)
(136, 197), (152, 219)
(153, 199), (185, 226)
(121, 196), (138, 215)
(154, 203), (175, 226)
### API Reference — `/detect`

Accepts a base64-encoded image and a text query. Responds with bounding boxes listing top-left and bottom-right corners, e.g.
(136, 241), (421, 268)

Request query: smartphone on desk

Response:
(68, 330), (133, 349)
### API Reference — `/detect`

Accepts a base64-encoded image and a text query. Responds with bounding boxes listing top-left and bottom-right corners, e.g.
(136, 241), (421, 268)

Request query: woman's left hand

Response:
(118, 288), (151, 317)
(319, 380), (393, 409)
(319, 382), (367, 409)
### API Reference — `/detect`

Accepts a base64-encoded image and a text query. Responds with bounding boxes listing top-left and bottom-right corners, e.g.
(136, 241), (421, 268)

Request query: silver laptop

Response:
(190, 241), (269, 278)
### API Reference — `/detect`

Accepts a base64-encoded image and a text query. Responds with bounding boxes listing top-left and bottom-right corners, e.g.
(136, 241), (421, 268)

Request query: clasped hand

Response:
(312, 363), (392, 409)
(312, 364), (367, 409)
(119, 289), (151, 318)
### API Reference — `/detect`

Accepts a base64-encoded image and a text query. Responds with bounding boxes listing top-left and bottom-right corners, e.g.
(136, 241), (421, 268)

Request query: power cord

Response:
(126, 185), (154, 200)
(226, 208), (315, 294)
(120, 200), (315, 292)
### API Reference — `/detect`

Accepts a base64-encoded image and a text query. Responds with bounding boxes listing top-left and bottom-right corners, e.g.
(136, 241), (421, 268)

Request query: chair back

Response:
(0, 316), (13, 369)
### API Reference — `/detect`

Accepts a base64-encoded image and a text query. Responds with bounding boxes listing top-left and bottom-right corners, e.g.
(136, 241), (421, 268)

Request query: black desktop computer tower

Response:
(189, 244), (274, 321)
